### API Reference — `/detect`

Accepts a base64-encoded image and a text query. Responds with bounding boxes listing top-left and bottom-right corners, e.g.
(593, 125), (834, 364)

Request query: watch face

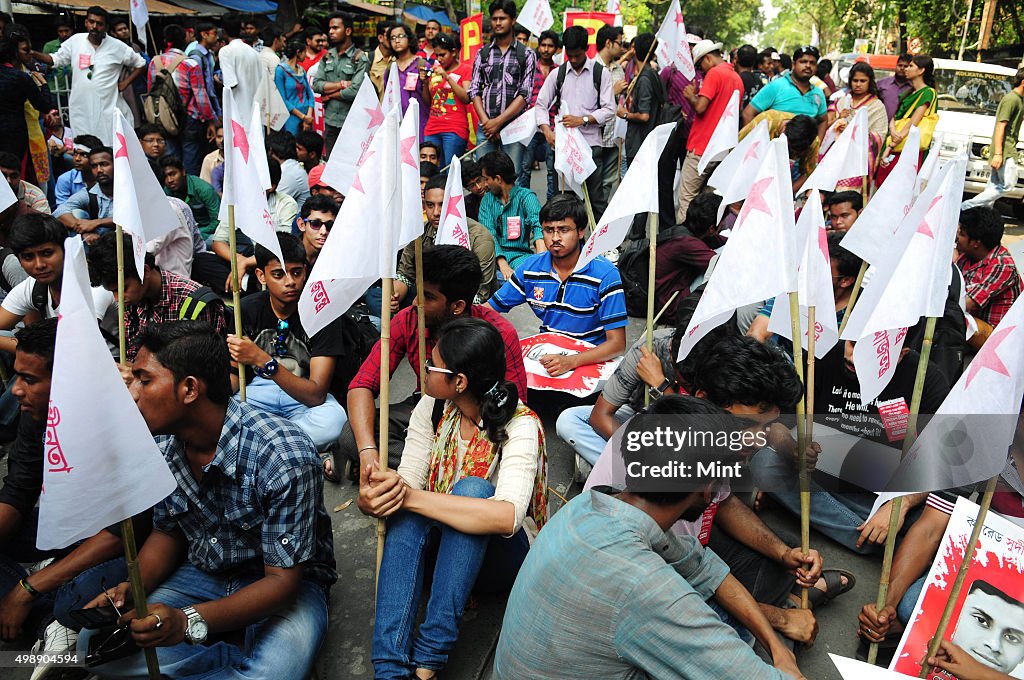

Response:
(189, 619), (209, 641)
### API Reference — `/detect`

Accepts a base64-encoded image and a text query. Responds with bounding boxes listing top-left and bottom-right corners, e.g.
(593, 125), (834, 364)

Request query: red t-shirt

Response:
(687, 62), (744, 156)
(424, 61), (473, 140)
(299, 50), (325, 75)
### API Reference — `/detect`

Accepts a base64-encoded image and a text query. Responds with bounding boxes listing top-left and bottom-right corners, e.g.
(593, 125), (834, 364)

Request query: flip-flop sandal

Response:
(796, 568), (856, 609)
(320, 449), (341, 484)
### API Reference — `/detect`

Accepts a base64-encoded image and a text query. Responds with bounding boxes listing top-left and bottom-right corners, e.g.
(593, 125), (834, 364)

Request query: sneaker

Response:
(29, 620), (84, 680)
(574, 454), (593, 484)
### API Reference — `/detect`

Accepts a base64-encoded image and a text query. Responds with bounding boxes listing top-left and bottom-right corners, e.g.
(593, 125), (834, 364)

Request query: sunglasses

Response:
(794, 45), (820, 59)
(306, 218), (334, 231)
(85, 63), (95, 80)
(425, 357), (454, 374)
(274, 319), (289, 356)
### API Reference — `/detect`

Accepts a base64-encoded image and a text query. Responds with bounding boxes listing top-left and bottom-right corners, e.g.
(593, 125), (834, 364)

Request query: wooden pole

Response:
(635, 290), (680, 347)
(415, 238), (427, 388)
(868, 316), (937, 664)
(787, 290), (810, 609)
(439, 146), (477, 174)
(376, 275), (395, 581)
(918, 476), (999, 677)
(227, 206), (246, 402)
(581, 181), (597, 231)
(114, 224), (161, 680)
(837, 261), (868, 338)
(804, 305), (817, 609)
(644, 211), (657, 406)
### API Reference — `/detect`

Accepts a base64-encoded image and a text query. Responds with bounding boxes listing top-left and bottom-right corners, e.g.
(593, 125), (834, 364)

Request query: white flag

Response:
(554, 121), (596, 198)
(0, 163), (18, 213)
(382, 62), (401, 116)
(840, 126), (920, 266)
(697, 90), (740, 174)
(605, 0), (621, 14)
(129, 0), (149, 50)
(299, 112), (403, 336)
(519, 0), (554, 36)
(768, 190), (839, 358)
(37, 236), (177, 550)
(398, 101), (425, 249)
(678, 137), (798, 360)
(500, 107), (542, 146)
(435, 156), (470, 249)
(707, 119), (771, 223)
(221, 87), (284, 265)
(841, 155), (968, 404)
(915, 132), (944, 197)
(576, 123), (675, 271)
(829, 654), (912, 680)
(800, 107), (870, 194)
(257, 71), (290, 132)
(655, 0), (696, 79)
(320, 76), (383, 195)
(112, 110), (180, 279)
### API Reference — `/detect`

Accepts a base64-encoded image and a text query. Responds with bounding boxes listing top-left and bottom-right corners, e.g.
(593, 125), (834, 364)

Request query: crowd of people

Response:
(0, 1), (1023, 679)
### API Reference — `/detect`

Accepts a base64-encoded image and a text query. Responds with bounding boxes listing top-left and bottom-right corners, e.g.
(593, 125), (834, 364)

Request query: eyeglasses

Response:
(391, 34), (411, 41)
(793, 45), (820, 59)
(274, 319), (289, 356)
(541, 226), (576, 236)
(306, 218), (333, 231)
(425, 357), (454, 374)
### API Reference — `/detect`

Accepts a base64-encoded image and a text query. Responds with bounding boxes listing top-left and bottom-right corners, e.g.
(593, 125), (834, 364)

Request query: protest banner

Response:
(564, 12), (617, 58)
(460, 14), (484, 64)
(521, 333), (621, 397)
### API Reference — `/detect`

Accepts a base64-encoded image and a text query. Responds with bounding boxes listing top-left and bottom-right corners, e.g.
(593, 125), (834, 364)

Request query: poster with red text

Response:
(891, 496), (1024, 679)
(521, 333), (621, 396)
(564, 12), (617, 58)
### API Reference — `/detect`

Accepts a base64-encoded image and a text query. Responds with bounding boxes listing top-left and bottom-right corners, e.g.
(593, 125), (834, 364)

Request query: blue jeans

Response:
(0, 509), (71, 639)
(372, 476), (530, 679)
(962, 157), (1019, 209)
(54, 558), (130, 631)
(555, 404), (634, 466)
(241, 377), (346, 449)
(897, 576), (925, 624)
(515, 133), (547, 189)
(473, 127), (526, 177)
(424, 132), (468, 169)
(79, 563), (329, 679)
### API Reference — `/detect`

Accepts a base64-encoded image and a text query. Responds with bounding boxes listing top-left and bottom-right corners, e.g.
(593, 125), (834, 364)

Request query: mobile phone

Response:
(68, 606), (121, 630)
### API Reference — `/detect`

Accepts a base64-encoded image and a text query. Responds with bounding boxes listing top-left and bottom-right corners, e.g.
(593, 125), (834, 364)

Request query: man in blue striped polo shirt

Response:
(489, 193), (626, 377)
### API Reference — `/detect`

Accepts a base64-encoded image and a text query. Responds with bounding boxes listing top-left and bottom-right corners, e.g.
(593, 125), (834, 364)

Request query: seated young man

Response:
(419, 141), (440, 166)
(341, 245), (527, 473)
(0, 320), (148, 676)
(307, 165), (343, 205)
(494, 395), (805, 680)
(160, 155), (221, 241)
(199, 121), (224, 190)
(955, 206), (1022, 332)
(79, 321), (337, 679)
(0, 214), (113, 355)
(267, 131), (310, 211)
(654, 191), (725, 322)
(489, 193), (626, 377)
(227, 233), (347, 456)
(86, 231), (226, 363)
(296, 194), (338, 266)
(294, 130), (324, 173)
(54, 134), (103, 206)
(460, 158), (486, 222)
(0, 153), (50, 215)
(53, 146), (116, 244)
(136, 123), (168, 180)
(477, 151), (544, 279)
(824, 189), (862, 233)
(392, 174), (497, 311)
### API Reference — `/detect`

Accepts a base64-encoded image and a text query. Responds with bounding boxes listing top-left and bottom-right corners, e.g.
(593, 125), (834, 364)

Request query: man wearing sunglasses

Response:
(295, 194), (338, 266)
(741, 45), (828, 139)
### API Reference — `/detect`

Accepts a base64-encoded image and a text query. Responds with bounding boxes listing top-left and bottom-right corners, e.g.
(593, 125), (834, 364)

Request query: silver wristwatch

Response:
(583, 115), (591, 125)
(181, 605), (209, 644)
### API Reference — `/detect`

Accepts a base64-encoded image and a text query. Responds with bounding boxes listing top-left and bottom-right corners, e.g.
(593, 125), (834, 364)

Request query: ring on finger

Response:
(153, 613), (163, 629)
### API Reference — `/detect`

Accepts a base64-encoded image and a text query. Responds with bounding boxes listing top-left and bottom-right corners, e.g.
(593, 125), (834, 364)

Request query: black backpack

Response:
(143, 53), (187, 136)
(617, 224), (695, 319)
(551, 61), (606, 114)
(330, 302), (381, 398)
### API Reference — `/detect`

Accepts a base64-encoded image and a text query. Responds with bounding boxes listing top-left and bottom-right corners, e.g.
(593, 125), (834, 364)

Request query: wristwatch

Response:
(253, 357), (279, 379)
(181, 605), (208, 644)
(648, 377), (673, 402)
(583, 115), (591, 125)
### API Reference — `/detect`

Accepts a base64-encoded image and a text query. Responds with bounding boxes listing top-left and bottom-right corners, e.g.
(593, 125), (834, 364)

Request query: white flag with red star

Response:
(221, 87), (283, 265)
(435, 156), (470, 250)
(299, 111), (403, 336)
(575, 123), (675, 272)
(554, 120), (597, 199)
(697, 90), (740, 174)
(915, 132), (944, 197)
(519, 0), (554, 36)
(768, 190), (839, 358)
(677, 137), (799, 360)
(129, 0), (149, 49)
(320, 76), (384, 195)
(112, 110), (180, 279)
(382, 62), (401, 116)
(840, 126), (920, 266)
(655, 0), (695, 79)
(37, 236), (177, 550)
(707, 119), (771, 223)
(840, 155), (968, 404)
(800, 107), (870, 194)
(500, 107), (543, 146)
(398, 101), (424, 249)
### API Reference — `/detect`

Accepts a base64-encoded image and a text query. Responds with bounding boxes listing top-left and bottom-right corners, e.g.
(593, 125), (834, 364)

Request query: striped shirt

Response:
(147, 49), (216, 122)
(477, 186), (542, 269)
(489, 251), (627, 344)
(468, 40), (536, 119)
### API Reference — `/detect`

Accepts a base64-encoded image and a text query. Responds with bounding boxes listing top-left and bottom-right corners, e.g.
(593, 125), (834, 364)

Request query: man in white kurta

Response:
(219, 34), (264, 129)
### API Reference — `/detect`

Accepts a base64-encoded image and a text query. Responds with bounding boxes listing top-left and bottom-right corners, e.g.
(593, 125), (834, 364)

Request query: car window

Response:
(935, 69), (1011, 115)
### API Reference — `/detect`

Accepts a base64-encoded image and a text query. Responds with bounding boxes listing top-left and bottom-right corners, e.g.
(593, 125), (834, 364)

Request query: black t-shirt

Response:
(739, 71), (765, 108)
(240, 291), (346, 380)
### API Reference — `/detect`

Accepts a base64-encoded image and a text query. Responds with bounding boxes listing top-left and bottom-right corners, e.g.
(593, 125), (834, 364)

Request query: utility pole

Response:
(976, 0), (998, 61)
(958, 0), (976, 60)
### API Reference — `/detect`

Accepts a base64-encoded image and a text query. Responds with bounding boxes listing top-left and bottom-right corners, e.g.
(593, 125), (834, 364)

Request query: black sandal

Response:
(799, 568), (856, 609)
(320, 449), (341, 484)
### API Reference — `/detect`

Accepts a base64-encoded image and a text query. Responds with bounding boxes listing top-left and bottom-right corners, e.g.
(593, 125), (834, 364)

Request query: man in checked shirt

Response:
(955, 206), (1022, 346)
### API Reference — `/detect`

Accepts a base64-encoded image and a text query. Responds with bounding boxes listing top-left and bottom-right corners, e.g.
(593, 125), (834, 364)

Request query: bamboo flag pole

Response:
(376, 274), (395, 582)
(415, 238), (427, 387)
(867, 316), (938, 664)
(635, 290), (680, 348)
(439, 146), (477, 174)
(581, 181), (597, 231)
(227, 206), (246, 402)
(787, 291), (810, 608)
(802, 305), (817, 610)
(837, 261), (868, 337)
(643, 211), (657, 406)
(918, 476), (999, 677)
(114, 224), (161, 680)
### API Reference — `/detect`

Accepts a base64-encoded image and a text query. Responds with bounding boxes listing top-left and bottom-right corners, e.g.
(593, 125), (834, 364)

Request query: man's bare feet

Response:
(762, 604), (818, 645)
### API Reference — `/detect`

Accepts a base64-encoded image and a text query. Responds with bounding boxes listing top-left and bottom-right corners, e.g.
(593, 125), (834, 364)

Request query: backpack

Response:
(330, 302), (381, 398)
(617, 225), (695, 318)
(551, 61), (606, 115)
(177, 286), (223, 321)
(636, 66), (683, 125)
(143, 53), (188, 136)
(0, 247), (17, 292)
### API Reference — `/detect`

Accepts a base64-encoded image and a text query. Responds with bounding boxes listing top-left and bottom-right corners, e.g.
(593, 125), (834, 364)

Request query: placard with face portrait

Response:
(891, 496), (1024, 679)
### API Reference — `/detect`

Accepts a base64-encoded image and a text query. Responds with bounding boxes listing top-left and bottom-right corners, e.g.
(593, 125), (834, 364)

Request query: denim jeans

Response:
(599, 142), (621, 212)
(515, 133), (548, 189)
(181, 117), (209, 177)
(424, 132), (468, 169)
(961, 157), (1019, 210)
(241, 377), (347, 449)
(555, 404), (633, 466)
(372, 476), (530, 679)
(897, 576), (925, 624)
(473, 127), (526, 177)
(53, 558), (130, 631)
(78, 562), (329, 680)
(0, 509), (71, 639)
